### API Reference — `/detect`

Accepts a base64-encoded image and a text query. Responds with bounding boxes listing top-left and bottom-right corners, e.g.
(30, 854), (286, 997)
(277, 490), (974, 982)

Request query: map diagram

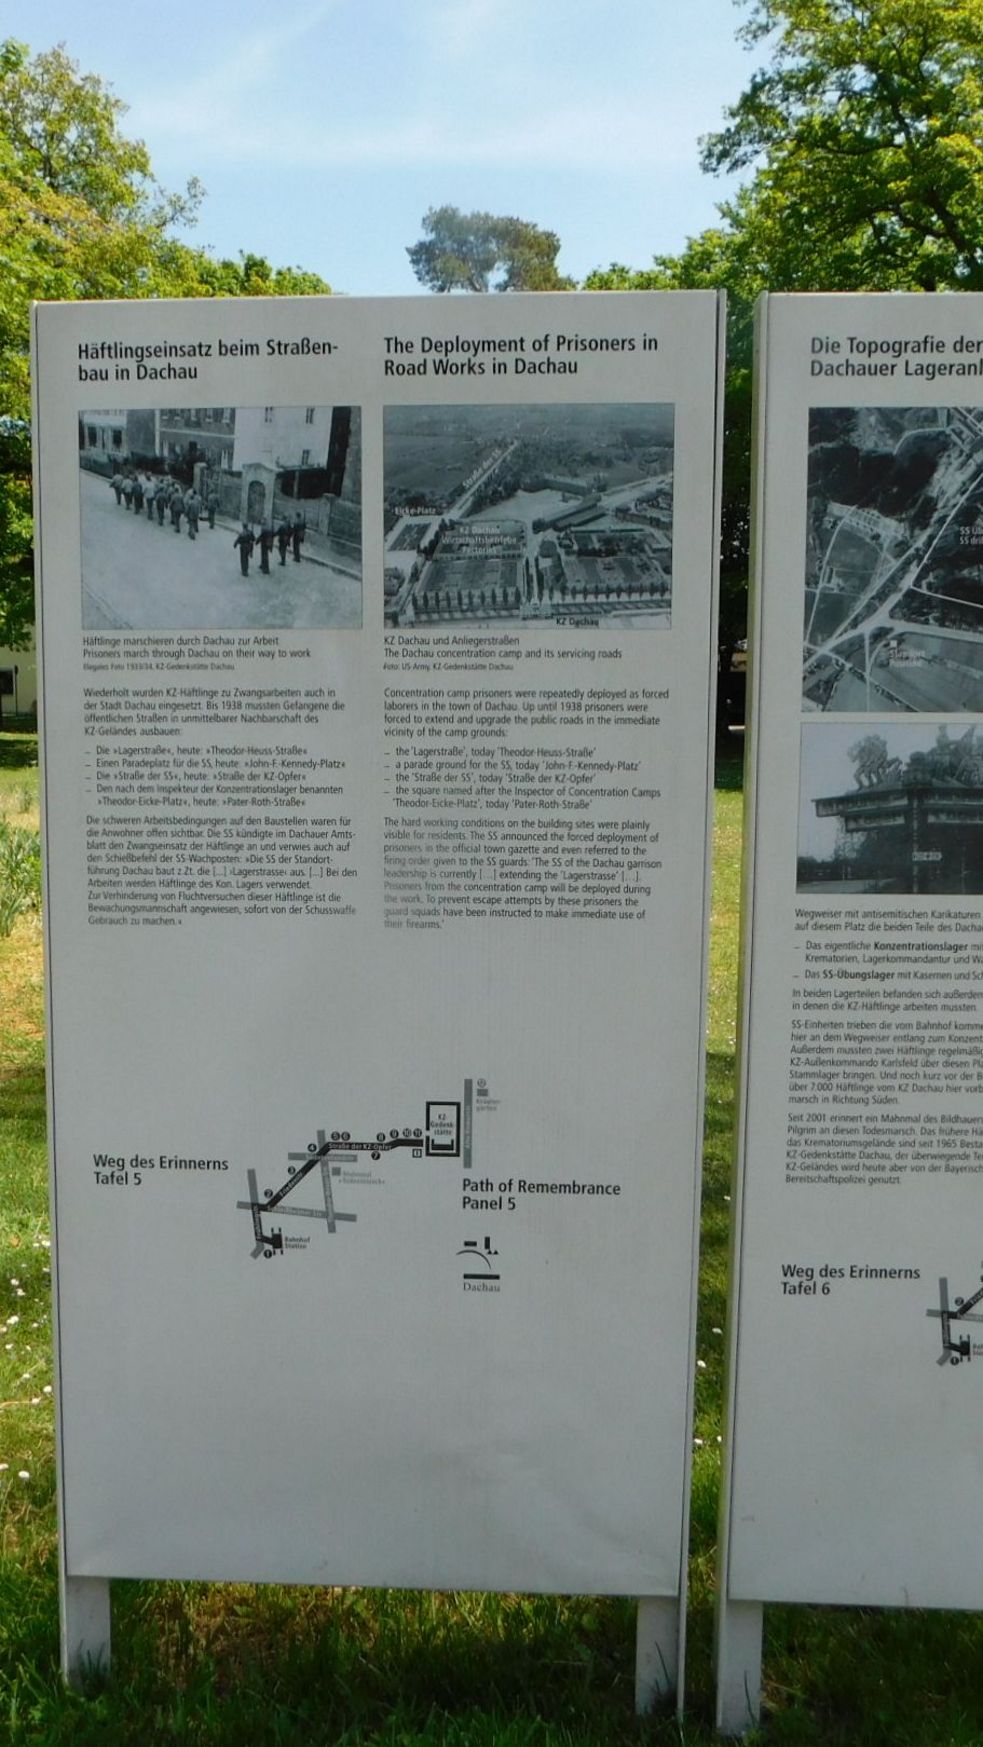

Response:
(238, 1090), (469, 1259)
(804, 407), (983, 713)
(926, 1264), (983, 1365)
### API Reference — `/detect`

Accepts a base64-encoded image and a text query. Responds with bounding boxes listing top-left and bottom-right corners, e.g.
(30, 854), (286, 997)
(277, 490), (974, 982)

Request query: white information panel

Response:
(720, 292), (983, 1726)
(34, 293), (722, 1666)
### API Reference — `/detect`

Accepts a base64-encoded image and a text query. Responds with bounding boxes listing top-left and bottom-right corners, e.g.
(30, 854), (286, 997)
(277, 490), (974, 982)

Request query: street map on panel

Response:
(238, 1091), (467, 1258)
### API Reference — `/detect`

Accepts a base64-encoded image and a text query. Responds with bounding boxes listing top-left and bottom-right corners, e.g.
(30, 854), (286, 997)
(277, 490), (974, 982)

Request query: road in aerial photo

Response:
(803, 405), (983, 712)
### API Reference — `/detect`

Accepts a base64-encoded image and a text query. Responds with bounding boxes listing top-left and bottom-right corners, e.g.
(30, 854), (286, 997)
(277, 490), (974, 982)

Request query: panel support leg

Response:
(634, 1595), (678, 1713)
(715, 1598), (763, 1736)
(61, 1575), (111, 1686)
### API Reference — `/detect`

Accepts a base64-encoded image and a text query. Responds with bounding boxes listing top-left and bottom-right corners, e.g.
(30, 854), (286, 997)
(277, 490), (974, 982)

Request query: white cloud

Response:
(415, 0), (521, 63)
(135, 91), (699, 175)
(126, 0), (723, 182)
(131, 3), (341, 141)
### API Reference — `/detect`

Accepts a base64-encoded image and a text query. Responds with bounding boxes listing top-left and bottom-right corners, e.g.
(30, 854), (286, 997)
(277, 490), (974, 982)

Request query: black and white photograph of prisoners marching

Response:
(79, 405), (362, 630)
(383, 403), (673, 629)
(804, 405), (983, 713)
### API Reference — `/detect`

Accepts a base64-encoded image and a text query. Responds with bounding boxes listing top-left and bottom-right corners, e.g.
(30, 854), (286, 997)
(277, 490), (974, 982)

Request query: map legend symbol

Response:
(458, 1236), (500, 1281)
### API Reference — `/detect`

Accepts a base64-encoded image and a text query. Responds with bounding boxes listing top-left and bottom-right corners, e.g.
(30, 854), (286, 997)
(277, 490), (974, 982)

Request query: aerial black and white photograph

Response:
(383, 402), (673, 629)
(803, 406), (983, 714)
(79, 405), (362, 630)
(798, 719), (983, 894)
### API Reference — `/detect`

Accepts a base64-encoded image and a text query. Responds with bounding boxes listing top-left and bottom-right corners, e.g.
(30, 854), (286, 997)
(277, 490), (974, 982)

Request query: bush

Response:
(0, 818), (41, 935)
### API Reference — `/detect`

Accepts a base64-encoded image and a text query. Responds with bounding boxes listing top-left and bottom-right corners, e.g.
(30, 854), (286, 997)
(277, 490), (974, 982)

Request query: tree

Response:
(0, 38), (200, 224)
(407, 205), (573, 292)
(0, 39), (331, 649)
(700, 0), (983, 292)
(179, 251), (334, 300)
(0, 418), (32, 649)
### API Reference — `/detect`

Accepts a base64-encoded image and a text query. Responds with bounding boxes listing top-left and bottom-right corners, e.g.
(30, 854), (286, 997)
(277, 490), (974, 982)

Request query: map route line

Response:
(927, 1266), (983, 1365)
(237, 1090), (468, 1260)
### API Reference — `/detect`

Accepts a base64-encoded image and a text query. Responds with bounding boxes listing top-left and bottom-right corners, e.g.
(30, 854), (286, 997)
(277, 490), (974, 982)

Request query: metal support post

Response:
(715, 1597), (763, 1736)
(61, 1575), (111, 1686)
(634, 1595), (679, 1713)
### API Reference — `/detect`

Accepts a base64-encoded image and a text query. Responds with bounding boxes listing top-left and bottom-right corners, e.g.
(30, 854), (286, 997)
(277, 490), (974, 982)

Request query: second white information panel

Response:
(723, 295), (983, 1656)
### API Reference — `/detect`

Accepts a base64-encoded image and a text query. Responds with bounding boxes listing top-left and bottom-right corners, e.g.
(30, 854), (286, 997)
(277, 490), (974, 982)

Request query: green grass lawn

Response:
(4, 735), (983, 1744)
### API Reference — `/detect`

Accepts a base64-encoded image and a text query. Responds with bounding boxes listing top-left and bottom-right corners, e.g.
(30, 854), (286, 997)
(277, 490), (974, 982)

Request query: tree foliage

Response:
(0, 38), (198, 223)
(0, 39), (331, 648)
(0, 419), (33, 650)
(701, 0), (983, 292)
(407, 205), (573, 292)
(182, 252), (333, 299)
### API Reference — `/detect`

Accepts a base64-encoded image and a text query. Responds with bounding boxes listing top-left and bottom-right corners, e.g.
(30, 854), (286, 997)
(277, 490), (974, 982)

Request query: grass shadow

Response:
(0, 1057), (47, 1135)
(0, 734), (38, 772)
(6, 1580), (689, 1747)
(713, 743), (744, 792)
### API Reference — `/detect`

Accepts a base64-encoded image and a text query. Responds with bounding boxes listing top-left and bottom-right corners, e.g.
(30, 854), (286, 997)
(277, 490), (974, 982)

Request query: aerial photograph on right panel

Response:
(803, 406), (983, 712)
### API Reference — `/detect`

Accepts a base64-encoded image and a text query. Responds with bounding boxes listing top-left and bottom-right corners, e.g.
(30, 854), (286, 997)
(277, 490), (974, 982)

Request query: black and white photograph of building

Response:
(804, 406), (983, 714)
(79, 405), (362, 630)
(384, 402), (673, 629)
(798, 718), (983, 894)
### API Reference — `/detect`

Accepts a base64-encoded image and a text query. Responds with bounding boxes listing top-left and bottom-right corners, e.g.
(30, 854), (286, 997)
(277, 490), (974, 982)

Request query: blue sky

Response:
(5, 0), (755, 295)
